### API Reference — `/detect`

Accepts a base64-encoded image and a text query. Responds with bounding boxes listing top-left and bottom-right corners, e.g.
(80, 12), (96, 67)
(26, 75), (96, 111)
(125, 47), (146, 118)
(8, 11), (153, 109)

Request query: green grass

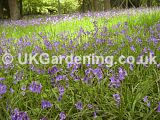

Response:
(0, 10), (160, 40)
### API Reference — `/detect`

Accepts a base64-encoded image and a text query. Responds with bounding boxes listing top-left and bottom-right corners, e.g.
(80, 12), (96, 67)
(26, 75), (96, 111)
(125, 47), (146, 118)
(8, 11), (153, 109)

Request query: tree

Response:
(8, 0), (21, 20)
(91, 0), (98, 11)
(19, 0), (23, 16)
(57, 0), (61, 15)
(79, 0), (92, 12)
(0, 0), (3, 18)
(104, 0), (111, 11)
(0, 0), (10, 19)
(81, 0), (85, 12)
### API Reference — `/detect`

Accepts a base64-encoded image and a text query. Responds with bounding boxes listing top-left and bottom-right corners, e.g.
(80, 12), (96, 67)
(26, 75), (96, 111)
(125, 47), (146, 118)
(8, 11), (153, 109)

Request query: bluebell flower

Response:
(143, 96), (151, 107)
(29, 81), (42, 94)
(11, 108), (30, 120)
(0, 83), (7, 95)
(130, 64), (134, 71)
(93, 111), (97, 118)
(143, 96), (148, 102)
(75, 101), (83, 110)
(130, 45), (136, 52)
(157, 102), (160, 112)
(0, 78), (5, 81)
(10, 88), (14, 94)
(87, 104), (93, 109)
(109, 76), (120, 88)
(41, 100), (52, 109)
(59, 111), (66, 120)
(113, 94), (121, 107)
(58, 86), (65, 95)
(48, 66), (58, 75)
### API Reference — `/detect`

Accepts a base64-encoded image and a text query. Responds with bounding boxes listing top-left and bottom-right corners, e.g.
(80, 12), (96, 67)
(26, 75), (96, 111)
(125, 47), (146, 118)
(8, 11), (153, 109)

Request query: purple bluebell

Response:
(59, 111), (66, 120)
(54, 41), (60, 47)
(48, 66), (58, 75)
(87, 104), (93, 109)
(56, 75), (64, 81)
(0, 47), (3, 55)
(151, 36), (158, 45)
(83, 76), (90, 84)
(40, 117), (48, 120)
(74, 75), (81, 81)
(137, 38), (142, 44)
(108, 40), (113, 46)
(143, 96), (148, 102)
(92, 68), (103, 80)
(44, 40), (52, 50)
(21, 85), (26, 91)
(93, 111), (97, 118)
(126, 36), (132, 42)
(147, 101), (151, 107)
(13, 71), (24, 84)
(58, 95), (63, 101)
(118, 67), (127, 81)
(41, 100), (52, 109)
(75, 101), (83, 110)
(150, 50), (154, 56)
(0, 83), (7, 95)
(130, 45), (136, 52)
(109, 76), (121, 88)
(143, 47), (147, 53)
(157, 64), (160, 69)
(10, 88), (15, 94)
(21, 91), (26, 96)
(113, 94), (121, 107)
(0, 78), (5, 81)
(29, 81), (42, 94)
(157, 102), (160, 112)
(130, 64), (134, 71)
(11, 108), (30, 120)
(58, 86), (65, 95)
(143, 96), (151, 107)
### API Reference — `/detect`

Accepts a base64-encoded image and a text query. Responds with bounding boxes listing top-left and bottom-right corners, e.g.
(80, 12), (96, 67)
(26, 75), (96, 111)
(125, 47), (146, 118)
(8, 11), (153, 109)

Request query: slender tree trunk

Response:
(82, 0), (85, 12)
(104, 0), (111, 11)
(58, 0), (61, 15)
(94, 0), (98, 11)
(91, 0), (94, 11)
(0, 0), (3, 19)
(8, 0), (20, 20)
(126, 0), (128, 8)
(91, 0), (98, 11)
(19, 0), (22, 17)
(88, 0), (92, 11)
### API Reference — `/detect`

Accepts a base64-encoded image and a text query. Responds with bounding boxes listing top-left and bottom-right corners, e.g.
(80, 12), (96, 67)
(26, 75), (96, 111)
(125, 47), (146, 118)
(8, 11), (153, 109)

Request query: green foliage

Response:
(21, 0), (160, 15)
(23, 0), (80, 15)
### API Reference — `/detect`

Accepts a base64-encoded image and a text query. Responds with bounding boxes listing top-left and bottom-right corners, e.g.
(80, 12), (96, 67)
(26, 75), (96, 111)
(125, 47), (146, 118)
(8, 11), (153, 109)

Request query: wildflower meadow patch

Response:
(0, 8), (160, 120)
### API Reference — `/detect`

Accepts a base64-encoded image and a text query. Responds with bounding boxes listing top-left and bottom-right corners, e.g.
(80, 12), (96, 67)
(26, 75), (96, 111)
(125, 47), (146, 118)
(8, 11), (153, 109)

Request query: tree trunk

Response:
(82, 0), (85, 12)
(19, 0), (22, 17)
(5, 0), (10, 18)
(8, 0), (20, 20)
(0, 0), (3, 19)
(88, 0), (92, 11)
(58, 0), (61, 15)
(91, 0), (98, 11)
(126, 0), (128, 8)
(104, 0), (111, 11)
